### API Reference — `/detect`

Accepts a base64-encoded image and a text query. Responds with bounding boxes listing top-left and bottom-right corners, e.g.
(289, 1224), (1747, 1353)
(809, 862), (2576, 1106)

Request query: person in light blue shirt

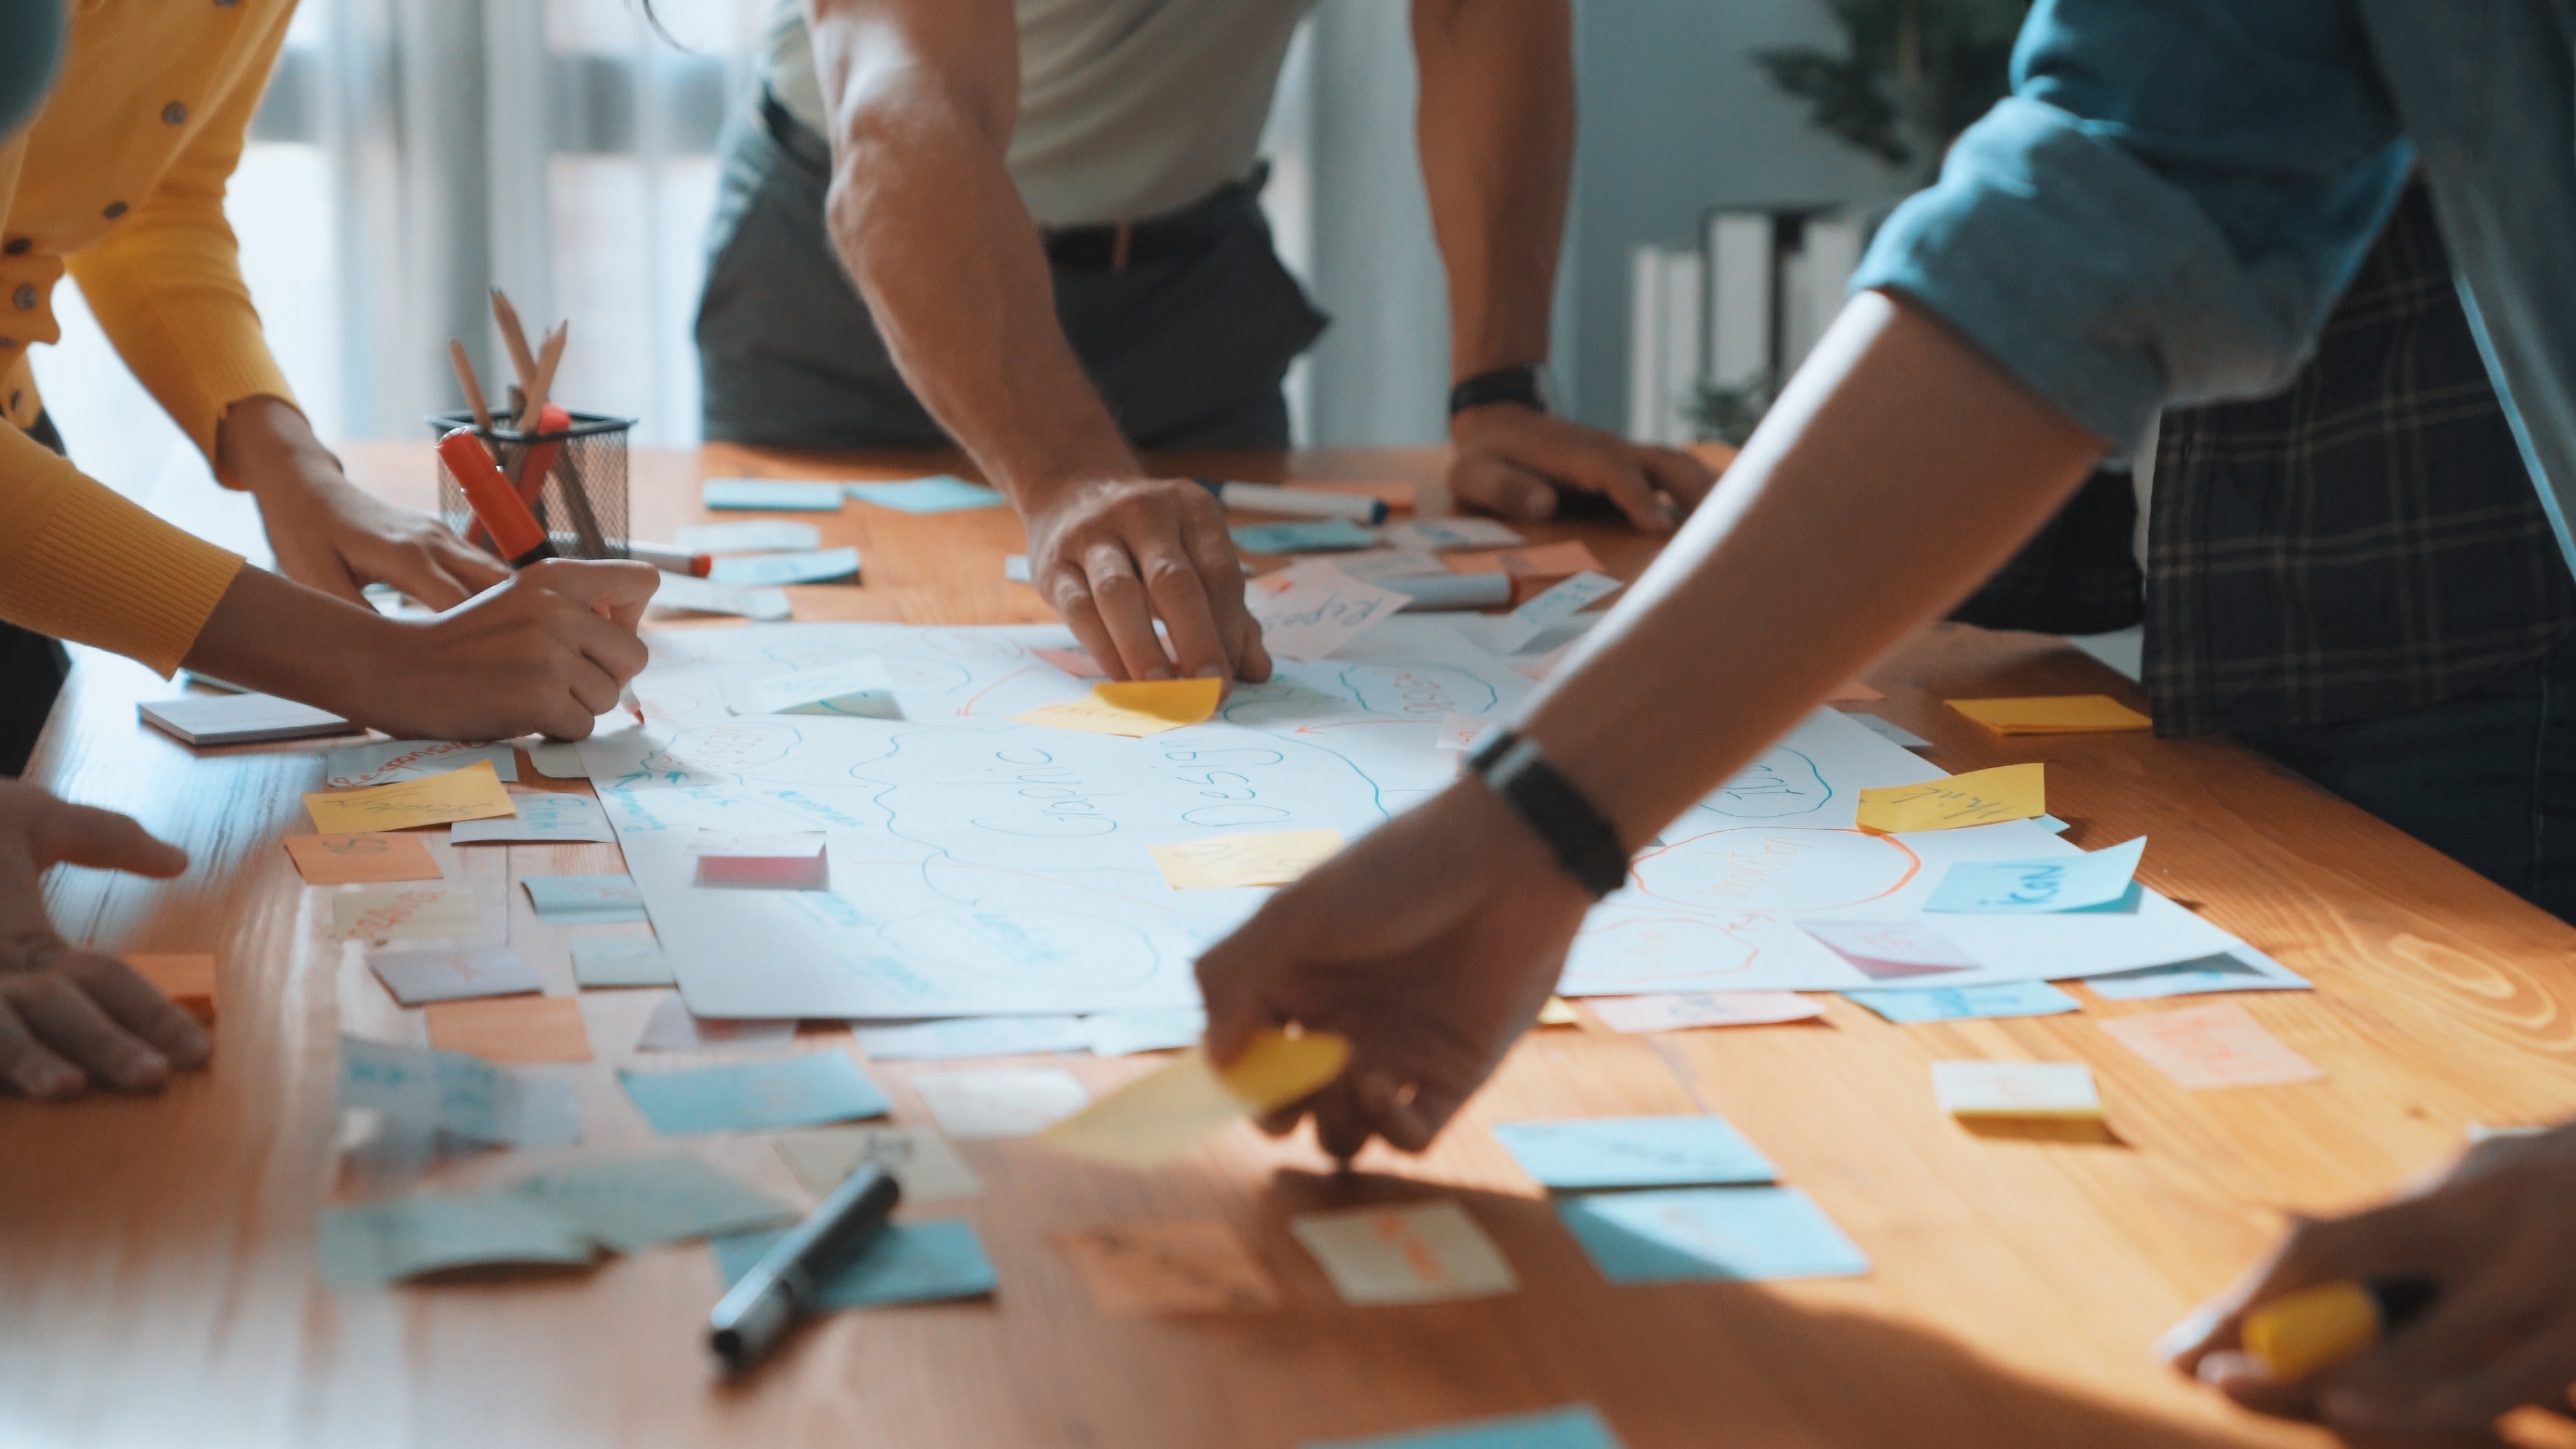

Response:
(1187, 4), (2576, 1435)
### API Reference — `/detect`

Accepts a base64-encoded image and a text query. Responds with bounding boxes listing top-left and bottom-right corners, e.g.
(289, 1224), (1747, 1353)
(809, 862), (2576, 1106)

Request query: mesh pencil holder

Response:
(427, 411), (636, 561)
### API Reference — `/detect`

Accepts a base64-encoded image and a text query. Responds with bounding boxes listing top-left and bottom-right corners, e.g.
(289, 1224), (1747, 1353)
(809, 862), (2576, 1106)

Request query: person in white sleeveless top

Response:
(699, 0), (1716, 688)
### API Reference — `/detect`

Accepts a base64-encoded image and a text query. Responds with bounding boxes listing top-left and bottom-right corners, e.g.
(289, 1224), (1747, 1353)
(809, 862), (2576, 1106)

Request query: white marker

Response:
(1200, 480), (1389, 525)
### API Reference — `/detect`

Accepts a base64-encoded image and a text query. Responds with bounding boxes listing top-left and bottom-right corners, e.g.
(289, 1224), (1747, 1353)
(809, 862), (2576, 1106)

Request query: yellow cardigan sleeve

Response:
(61, 13), (296, 486)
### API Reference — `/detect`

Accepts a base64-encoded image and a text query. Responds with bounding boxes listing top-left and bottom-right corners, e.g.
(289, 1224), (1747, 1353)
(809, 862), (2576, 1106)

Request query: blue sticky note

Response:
(710, 1218), (996, 1307)
(702, 478), (849, 512)
(620, 1052), (890, 1135)
(2083, 951), (2311, 1000)
(1842, 980), (2082, 1024)
(1491, 1117), (1775, 1190)
(1557, 1186), (1870, 1285)
(523, 873), (648, 924)
(1923, 837), (2146, 914)
(843, 476), (1008, 514)
(1302, 1405), (1625, 1449)
(1230, 518), (1381, 554)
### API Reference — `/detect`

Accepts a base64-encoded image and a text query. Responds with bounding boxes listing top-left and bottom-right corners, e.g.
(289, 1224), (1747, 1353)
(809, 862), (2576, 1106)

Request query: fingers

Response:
(54, 952), (210, 1069)
(1175, 491), (1267, 682)
(1079, 540), (1178, 681)
(2327, 1322), (2576, 1436)
(1354, 1068), (1468, 1155)
(1448, 452), (1558, 523)
(1134, 539), (1230, 680)
(2162, 1205), (2440, 1375)
(30, 797), (186, 879)
(0, 998), (83, 1099)
(523, 558), (662, 630)
(2, 971), (169, 1092)
(360, 535), (478, 612)
(1049, 565), (1130, 687)
(433, 530), (513, 598)
(1638, 444), (1721, 508)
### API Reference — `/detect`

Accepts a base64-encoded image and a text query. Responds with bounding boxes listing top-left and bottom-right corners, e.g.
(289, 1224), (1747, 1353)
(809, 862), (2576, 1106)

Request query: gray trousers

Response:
(696, 93), (1328, 451)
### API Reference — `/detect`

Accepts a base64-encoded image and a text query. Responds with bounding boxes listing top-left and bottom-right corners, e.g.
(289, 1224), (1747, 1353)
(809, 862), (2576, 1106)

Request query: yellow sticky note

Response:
(1148, 829), (1344, 889)
(1038, 1030), (1350, 1169)
(1012, 678), (1222, 738)
(1855, 763), (2043, 834)
(1947, 695), (2151, 734)
(304, 759), (516, 833)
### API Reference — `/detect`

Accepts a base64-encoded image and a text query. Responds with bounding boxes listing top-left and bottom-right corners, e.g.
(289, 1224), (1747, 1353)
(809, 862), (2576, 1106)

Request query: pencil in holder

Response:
(427, 410), (635, 561)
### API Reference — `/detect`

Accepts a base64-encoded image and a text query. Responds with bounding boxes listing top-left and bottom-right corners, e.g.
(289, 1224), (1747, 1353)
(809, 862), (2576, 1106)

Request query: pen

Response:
(2240, 1274), (2439, 1383)
(708, 1163), (902, 1373)
(436, 428), (556, 569)
(1199, 479), (1388, 525)
(595, 539), (712, 576)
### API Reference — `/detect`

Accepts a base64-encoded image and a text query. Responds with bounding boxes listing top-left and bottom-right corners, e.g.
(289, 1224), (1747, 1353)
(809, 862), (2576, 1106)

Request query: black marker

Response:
(708, 1164), (902, 1373)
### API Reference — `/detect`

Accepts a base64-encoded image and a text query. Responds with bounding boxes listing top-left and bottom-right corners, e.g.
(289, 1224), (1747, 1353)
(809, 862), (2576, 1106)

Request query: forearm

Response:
(1413, 0), (1573, 381)
(1515, 292), (2106, 841)
(179, 566), (394, 719)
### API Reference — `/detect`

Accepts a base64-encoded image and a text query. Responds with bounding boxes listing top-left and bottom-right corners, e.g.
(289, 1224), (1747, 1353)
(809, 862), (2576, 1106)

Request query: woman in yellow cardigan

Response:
(0, 0), (656, 1102)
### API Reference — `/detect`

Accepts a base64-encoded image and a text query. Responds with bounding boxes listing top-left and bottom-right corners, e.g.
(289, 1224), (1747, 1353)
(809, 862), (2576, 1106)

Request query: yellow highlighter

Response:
(2241, 1275), (2439, 1383)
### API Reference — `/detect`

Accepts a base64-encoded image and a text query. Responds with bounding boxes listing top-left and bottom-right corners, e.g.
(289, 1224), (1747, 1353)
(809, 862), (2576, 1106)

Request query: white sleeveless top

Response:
(765, 0), (1313, 228)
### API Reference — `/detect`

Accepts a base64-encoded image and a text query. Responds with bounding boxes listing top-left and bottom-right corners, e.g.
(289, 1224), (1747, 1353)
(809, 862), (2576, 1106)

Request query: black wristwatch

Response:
(1448, 363), (1550, 419)
(1468, 728), (1630, 899)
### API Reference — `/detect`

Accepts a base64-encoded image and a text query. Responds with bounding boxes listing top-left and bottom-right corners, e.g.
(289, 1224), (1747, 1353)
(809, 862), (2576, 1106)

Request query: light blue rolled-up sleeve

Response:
(1849, 0), (2416, 448)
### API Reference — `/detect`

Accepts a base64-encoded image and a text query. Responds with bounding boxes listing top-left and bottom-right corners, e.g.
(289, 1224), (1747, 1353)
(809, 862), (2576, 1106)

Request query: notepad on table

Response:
(141, 693), (359, 747)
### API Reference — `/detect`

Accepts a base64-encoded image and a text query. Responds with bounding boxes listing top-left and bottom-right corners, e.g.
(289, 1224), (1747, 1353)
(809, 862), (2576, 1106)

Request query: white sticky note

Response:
(1291, 1201), (1517, 1305)
(527, 743), (589, 779)
(702, 478), (847, 511)
(674, 520), (821, 553)
(1931, 1061), (2103, 1120)
(728, 657), (898, 718)
(140, 694), (358, 747)
(705, 547), (859, 588)
(1004, 554), (1032, 584)
(914, 1069), (1090, 1139)
(649, 574), (794, 621)
(1463, 571), (1624, 655)
(1244, 560), (1409, 660)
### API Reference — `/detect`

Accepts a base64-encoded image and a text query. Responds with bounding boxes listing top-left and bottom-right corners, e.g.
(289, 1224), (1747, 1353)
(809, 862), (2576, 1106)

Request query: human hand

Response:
(1195, 780), (1593, 1160)
(221, 396), (510, 609)
(358, 558), (659, 741)
(1022, 476), (1272, 685)
(2162, 1122), (2576, 1438)
(0, 782), (210, 1099)
(1448, 406), (1718, 532)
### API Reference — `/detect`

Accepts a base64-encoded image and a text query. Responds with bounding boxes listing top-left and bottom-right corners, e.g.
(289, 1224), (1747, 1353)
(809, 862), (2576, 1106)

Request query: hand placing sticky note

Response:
(1013, 678), (1222, 737)
(1038, 1030), (1350, 1169)
(1947, 694), (2151, 734)
(305, 759), (517, 834)
(1148, 829), (1343, 890)
(1854, 763), (2043, 834)
(1925, 837), (2146, 914)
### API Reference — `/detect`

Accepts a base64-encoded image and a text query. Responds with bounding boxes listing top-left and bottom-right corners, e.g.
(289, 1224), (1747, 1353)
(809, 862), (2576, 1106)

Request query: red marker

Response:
(437, 427), (555, 568)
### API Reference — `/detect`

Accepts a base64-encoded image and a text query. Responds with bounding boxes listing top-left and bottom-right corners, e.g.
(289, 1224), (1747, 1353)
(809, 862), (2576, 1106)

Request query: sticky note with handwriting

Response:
(621, 1052), (890, 1135)
(448, 790), (618, 845)
(322, 740), (518, 790)
(1854, 763), (2043, 834)
(1148, 829), (1344, 890)
(1491, 1116), (1776, 1190)
(772, 1124), (983, 1202)
(1246, 561), (1409, 660)
(2099, 1002), (2324, 1089)
(1947, 694), (2151, 734)
(1291, 1201), (1516, 1305)
(1014, 678), (1221, 738)
(1038, 1032), (1348, 1169)
(1925, 837), (2145, 914)
(337, 1034), (581, 1148)
(284, 833), (442, 885)
(305, 759), (516, 834)
(1055, 1221), (1280, 1316)
(1931, 1061), (2102, 1120)
(332, 885), (482, 942)
(1556, 1186), (1868, 1285)
(425, 996), (592, 1064)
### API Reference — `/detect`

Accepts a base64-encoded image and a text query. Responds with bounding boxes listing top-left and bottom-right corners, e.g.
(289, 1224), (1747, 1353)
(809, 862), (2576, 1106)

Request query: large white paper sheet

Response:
(585, 621), (2296, 1019)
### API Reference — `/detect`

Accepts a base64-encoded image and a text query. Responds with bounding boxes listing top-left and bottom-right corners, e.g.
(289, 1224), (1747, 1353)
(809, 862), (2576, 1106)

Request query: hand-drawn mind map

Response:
(580, 621), (2286, 1019)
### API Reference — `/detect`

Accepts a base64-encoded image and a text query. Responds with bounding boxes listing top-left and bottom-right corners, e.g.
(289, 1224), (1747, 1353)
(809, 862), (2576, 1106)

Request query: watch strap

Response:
(1468, 728), (1629, 899)
(1448, 364), (1548, 418)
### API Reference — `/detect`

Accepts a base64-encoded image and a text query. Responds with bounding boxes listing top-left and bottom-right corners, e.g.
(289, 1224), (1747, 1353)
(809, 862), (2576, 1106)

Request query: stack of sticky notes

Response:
(1947, 694), (2151, 735)
(1931, 1061), (2104, 1126)
(140, 692), (358, 747)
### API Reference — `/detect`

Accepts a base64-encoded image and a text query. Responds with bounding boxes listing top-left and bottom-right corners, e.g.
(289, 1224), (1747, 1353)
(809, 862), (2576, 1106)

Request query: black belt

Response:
(762, 87), (1258, 273)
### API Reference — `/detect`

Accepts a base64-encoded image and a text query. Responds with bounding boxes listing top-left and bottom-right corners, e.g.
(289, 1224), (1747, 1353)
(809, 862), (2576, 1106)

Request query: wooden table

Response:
(7, 443), (2575, 1448)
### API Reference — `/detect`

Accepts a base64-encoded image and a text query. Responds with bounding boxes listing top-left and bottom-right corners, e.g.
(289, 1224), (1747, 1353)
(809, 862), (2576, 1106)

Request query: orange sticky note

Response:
(1855, 763), (2044, 833)
(1948, 695), (2151, 735)
(1054, 1222), (1281, 1316)
(1013, 678), (1222, 738)
(283, 833), (443, 885)
(125, 953), (216, 1024)
(303, 759), (515, 833)
(2098, 1002), (2322, 1089)
(423, 996), (594, 1065)
(1442, 539), (1606, 578)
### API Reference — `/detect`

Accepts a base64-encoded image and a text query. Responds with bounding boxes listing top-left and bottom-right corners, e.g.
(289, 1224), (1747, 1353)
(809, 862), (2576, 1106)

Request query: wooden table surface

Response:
(7, 443), (2575, 1449)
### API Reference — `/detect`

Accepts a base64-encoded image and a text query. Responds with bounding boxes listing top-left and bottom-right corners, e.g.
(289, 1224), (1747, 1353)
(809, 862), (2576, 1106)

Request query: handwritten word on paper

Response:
(1794, 920), (1982, 982)
(1926, 837), (2147, 914)
(284, 832), (441, 885)
(1463, 571), (1624, 655)
(322, 740), (518, 790)
(1440, 539), (1607, 579)
(772, 1124), (983, 1202)
(621, 1053), (890, 1135)
(449, 790), (618, 845)
(1247, 561), (1410, 660)
(338, 1035), (579, 1148)
(2099, 1002), (2324, 1089)
(1582, 992), (1823, 1033)
(1040, 1032), (1350, 1169)
(1291, 1201), (1516, 1305)
(916, 1068), (1089, 1140)
(1149, 829), (1345, 890)
(332, 885), (481, 943)
(368, 946), (541, 1006)
(1055, 1221), (1281, 1316)
(305, 759), (516, 834)
(1491, 1117), (1777, 1190)
(1948, 694), (2151, 735)
(1931, 1061), (2103, 1121)
(1556, 1186), (1869, 1285)
(425, 996), (594, 1065)
(1854, 763), (2044, 834)
(1014, 678), (1222, 738)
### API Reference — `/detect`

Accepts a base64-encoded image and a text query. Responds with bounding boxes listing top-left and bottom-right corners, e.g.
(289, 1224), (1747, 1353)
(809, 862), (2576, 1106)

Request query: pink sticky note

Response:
(1796, 920), (1981, 982)
(2098, 1002), (2324, 1089)
(1585, 992), (1824, 1033)
(690, 830), (829, 890)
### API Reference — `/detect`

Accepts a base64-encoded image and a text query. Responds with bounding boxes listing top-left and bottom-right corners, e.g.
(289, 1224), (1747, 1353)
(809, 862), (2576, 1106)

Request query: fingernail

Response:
(2194, 1352), (2266, 1387)
(166, 1021), (213, 1069)
(1193, 663), (1228, 680)
(112, 1048), (170, 1091)
(2152, 1307), (2220, 1360)
(19, 1064), (79, 1099)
